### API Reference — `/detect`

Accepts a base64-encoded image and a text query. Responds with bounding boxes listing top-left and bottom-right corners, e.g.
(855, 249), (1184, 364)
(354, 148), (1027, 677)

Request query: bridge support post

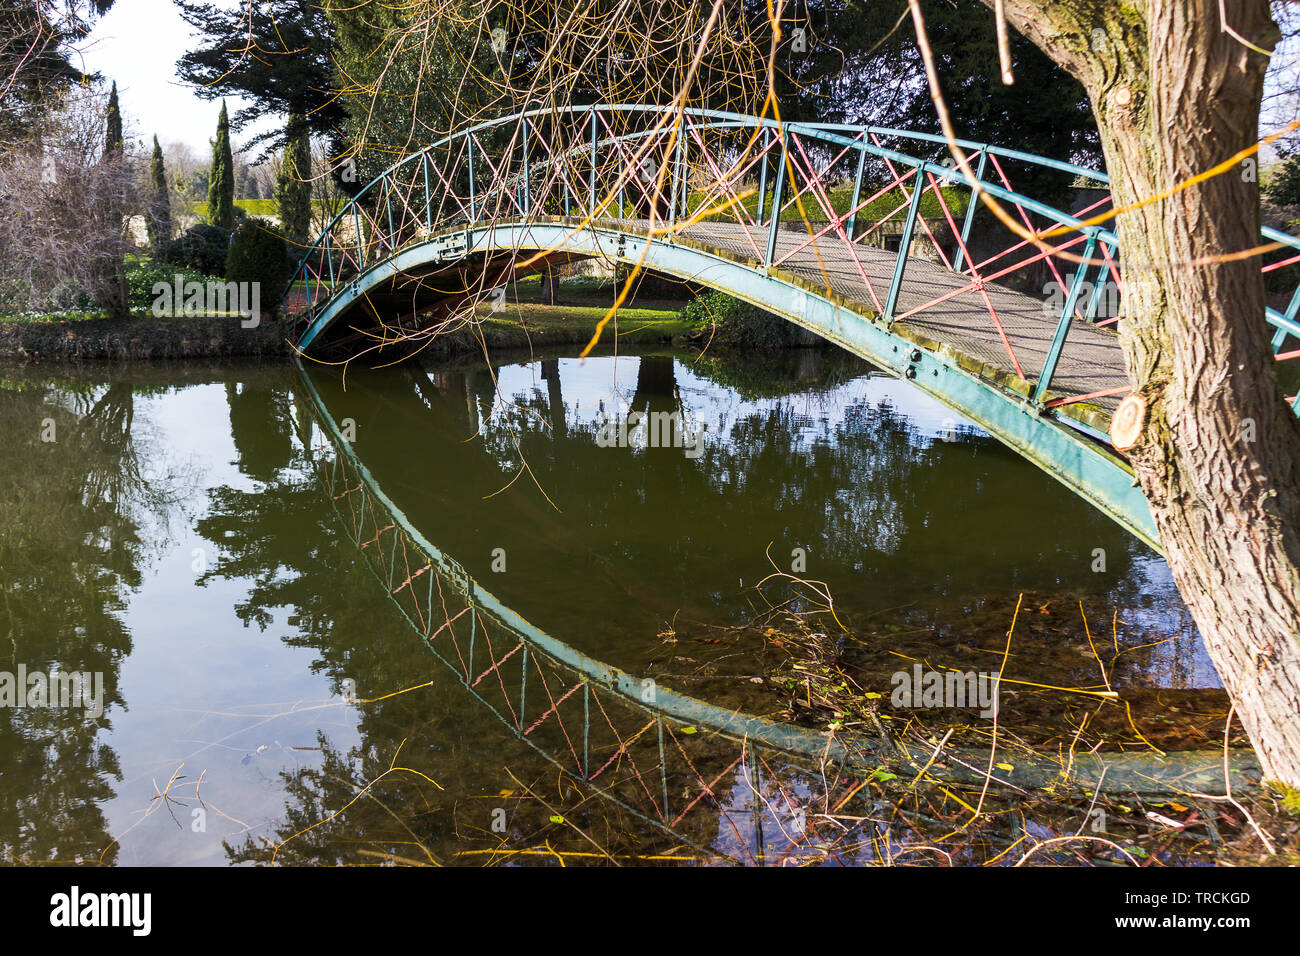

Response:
(522, 118), (530, 216)
(883, 162), (927, 324)
(1084, 240), (1115, 322)
(590, 110), (598, 217)
(1273, 285), (1300, 352)
(468, 137), (477, 223)
(383, 176), (395, 247)
(1033, 231), (1098, 405)
(422, 153), (433, 233)
(764, 129), (788, 269)
(354, 206), (363, 268)
(757, 127), (770, 225)
(845, 133), (868, 241)
(952, 147), (988, 274)
(672, 115), (686, 224)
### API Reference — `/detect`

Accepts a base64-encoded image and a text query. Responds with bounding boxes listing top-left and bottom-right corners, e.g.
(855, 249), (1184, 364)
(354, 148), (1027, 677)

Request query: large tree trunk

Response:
(987, 0), (1300, 786)
(539, 261), (560, 306)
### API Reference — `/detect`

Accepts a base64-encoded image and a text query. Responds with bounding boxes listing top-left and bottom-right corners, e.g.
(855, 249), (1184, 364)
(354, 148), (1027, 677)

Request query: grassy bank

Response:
(1, 264), (837, 362)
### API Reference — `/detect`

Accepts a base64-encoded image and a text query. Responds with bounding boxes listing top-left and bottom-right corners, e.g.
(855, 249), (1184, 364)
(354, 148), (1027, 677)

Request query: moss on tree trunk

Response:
(987, 0), (1300, 786)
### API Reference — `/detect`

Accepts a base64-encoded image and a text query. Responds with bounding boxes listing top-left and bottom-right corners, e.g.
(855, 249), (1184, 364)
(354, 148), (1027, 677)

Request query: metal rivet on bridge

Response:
(910, 349), (922, 362)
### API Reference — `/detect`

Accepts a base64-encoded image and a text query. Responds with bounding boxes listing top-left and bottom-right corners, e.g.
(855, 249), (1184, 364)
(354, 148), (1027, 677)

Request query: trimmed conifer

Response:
(208, 100), (235, 229)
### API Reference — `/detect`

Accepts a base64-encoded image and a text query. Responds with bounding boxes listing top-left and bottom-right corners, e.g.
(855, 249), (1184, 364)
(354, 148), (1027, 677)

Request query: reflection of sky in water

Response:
(471, 355), (1215, 690)
(101, 384), (360, 866)
(0, 360), (1236, 870)
(488, 355), (980, 450)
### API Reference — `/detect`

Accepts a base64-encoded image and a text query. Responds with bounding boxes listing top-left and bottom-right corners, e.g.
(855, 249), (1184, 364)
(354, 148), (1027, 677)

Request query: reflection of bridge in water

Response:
(295, 361), (1260, 864)
(287, 105), (1300, 554)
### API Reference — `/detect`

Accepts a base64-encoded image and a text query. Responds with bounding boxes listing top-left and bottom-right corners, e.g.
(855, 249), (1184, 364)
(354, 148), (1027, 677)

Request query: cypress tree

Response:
(105, 81), (122, 157)
(101, 79), (128, 315)
(147, 135), (172, 252)
(208, 100), (235, 229)
(274, 114), (312, 243)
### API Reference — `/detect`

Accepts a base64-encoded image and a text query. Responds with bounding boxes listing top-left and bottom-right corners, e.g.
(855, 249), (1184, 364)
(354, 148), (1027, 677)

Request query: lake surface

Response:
(0, 348), (1220, 865)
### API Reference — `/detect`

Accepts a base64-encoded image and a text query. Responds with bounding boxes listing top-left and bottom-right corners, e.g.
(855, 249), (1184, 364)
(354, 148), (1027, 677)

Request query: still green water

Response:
(0, 348), (1212, 865)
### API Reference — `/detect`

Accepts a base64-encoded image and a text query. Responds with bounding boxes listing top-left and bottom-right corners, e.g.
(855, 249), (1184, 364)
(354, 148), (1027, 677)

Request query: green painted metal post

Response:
(845, 134), (868, 240)
(757, 127), (770, 225)
(1273, 285), (1300, 352)
(519, 645), (528, 729)
(1278, 284), (1298, 420)
(353, 205), (363, 267)
(325, 235), (335, 287)
(672, 117), (686, 223)
(1033, 231), (1099, 405)
(521, 118), (530, 216)
(764, 130), (787, 268)
(1084, 243), (1114, 322)
(422, 153), (433, 232)
(658, 718), (669, 818)
(467, 601), (477, 674)
(590, 110), (598, 216)
(384, 176), (395, 248)
(952, 148), (988, 274)
(468, 137), (477, 223)
(424, 563), (435, 639)
(883, 162), (927, 324)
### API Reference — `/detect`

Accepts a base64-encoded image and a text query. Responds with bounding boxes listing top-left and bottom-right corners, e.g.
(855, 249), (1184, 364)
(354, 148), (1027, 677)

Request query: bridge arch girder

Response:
(297, 217), (1160, 550)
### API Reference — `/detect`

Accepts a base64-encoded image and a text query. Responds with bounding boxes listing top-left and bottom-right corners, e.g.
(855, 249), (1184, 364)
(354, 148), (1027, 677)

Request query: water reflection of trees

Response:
(307, 350), (1171, 681)
(0, 374), (187, 863)
(212, 375), (1148, 867)
(187, 351), (1202, 865)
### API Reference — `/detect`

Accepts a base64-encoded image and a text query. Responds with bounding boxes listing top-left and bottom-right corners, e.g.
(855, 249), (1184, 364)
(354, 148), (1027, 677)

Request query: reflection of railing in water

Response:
(294, 361), (1260, 862)
(297, 372), (891, 863)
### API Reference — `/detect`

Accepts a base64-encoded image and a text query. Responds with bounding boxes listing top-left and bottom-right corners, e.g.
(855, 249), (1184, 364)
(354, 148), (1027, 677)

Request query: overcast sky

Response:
(78, 0), (274, 160)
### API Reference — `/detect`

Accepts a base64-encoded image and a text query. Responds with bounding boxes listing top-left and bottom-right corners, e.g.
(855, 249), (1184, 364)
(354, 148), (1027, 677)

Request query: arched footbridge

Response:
(285, 105), (1300, 553)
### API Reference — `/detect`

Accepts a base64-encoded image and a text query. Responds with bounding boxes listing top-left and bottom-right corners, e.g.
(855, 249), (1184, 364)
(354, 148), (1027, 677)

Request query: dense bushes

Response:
(680, 289), (817, 348)
(1265, 155), (1300, 211)
(161, 223), (231, 276)
(124, 258), (220, 314)
(225, 220), (293, 315)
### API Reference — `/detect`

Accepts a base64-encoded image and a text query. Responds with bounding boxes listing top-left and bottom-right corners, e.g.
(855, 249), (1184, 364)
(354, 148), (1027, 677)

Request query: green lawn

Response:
(187, 199), (339, 218)
(682, 184), (970, 225)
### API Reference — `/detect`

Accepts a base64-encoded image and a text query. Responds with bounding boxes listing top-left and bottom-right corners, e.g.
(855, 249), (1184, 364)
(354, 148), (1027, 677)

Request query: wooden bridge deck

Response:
(669, 221), (1129, 417)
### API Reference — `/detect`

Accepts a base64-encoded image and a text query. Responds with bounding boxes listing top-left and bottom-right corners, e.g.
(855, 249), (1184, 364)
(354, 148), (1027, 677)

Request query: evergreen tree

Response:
(101, 79), (127, 315)
(104, 80), (122, 157)
(175, 0), (343, 158)
(208, 100), (235, 229)
(146, 135), (172, 251)
(275, 115), (312, 243)
(1266, 154), (1300, 210)
(1, 0), (116, 139)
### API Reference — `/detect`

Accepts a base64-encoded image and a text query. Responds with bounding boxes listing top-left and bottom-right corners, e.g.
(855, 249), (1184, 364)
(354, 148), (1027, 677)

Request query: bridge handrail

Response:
(287, 103), (1300, 423)
(289, 103), (1125, 281)
(292, 103), (1299, 276)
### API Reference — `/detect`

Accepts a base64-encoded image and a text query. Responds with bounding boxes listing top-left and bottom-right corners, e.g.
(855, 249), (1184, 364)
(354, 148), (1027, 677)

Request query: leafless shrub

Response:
(0, 83), (141, 314)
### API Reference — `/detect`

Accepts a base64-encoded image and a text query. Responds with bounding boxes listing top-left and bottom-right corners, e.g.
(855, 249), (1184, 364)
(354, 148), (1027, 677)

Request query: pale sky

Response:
(71, 2), (1297, 167)
(77, 0), (275, 159)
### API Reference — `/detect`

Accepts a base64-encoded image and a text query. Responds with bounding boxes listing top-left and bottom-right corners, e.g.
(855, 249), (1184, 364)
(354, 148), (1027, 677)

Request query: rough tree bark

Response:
(539, 261), (560, 305)
(979, 0), (1300, 786)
